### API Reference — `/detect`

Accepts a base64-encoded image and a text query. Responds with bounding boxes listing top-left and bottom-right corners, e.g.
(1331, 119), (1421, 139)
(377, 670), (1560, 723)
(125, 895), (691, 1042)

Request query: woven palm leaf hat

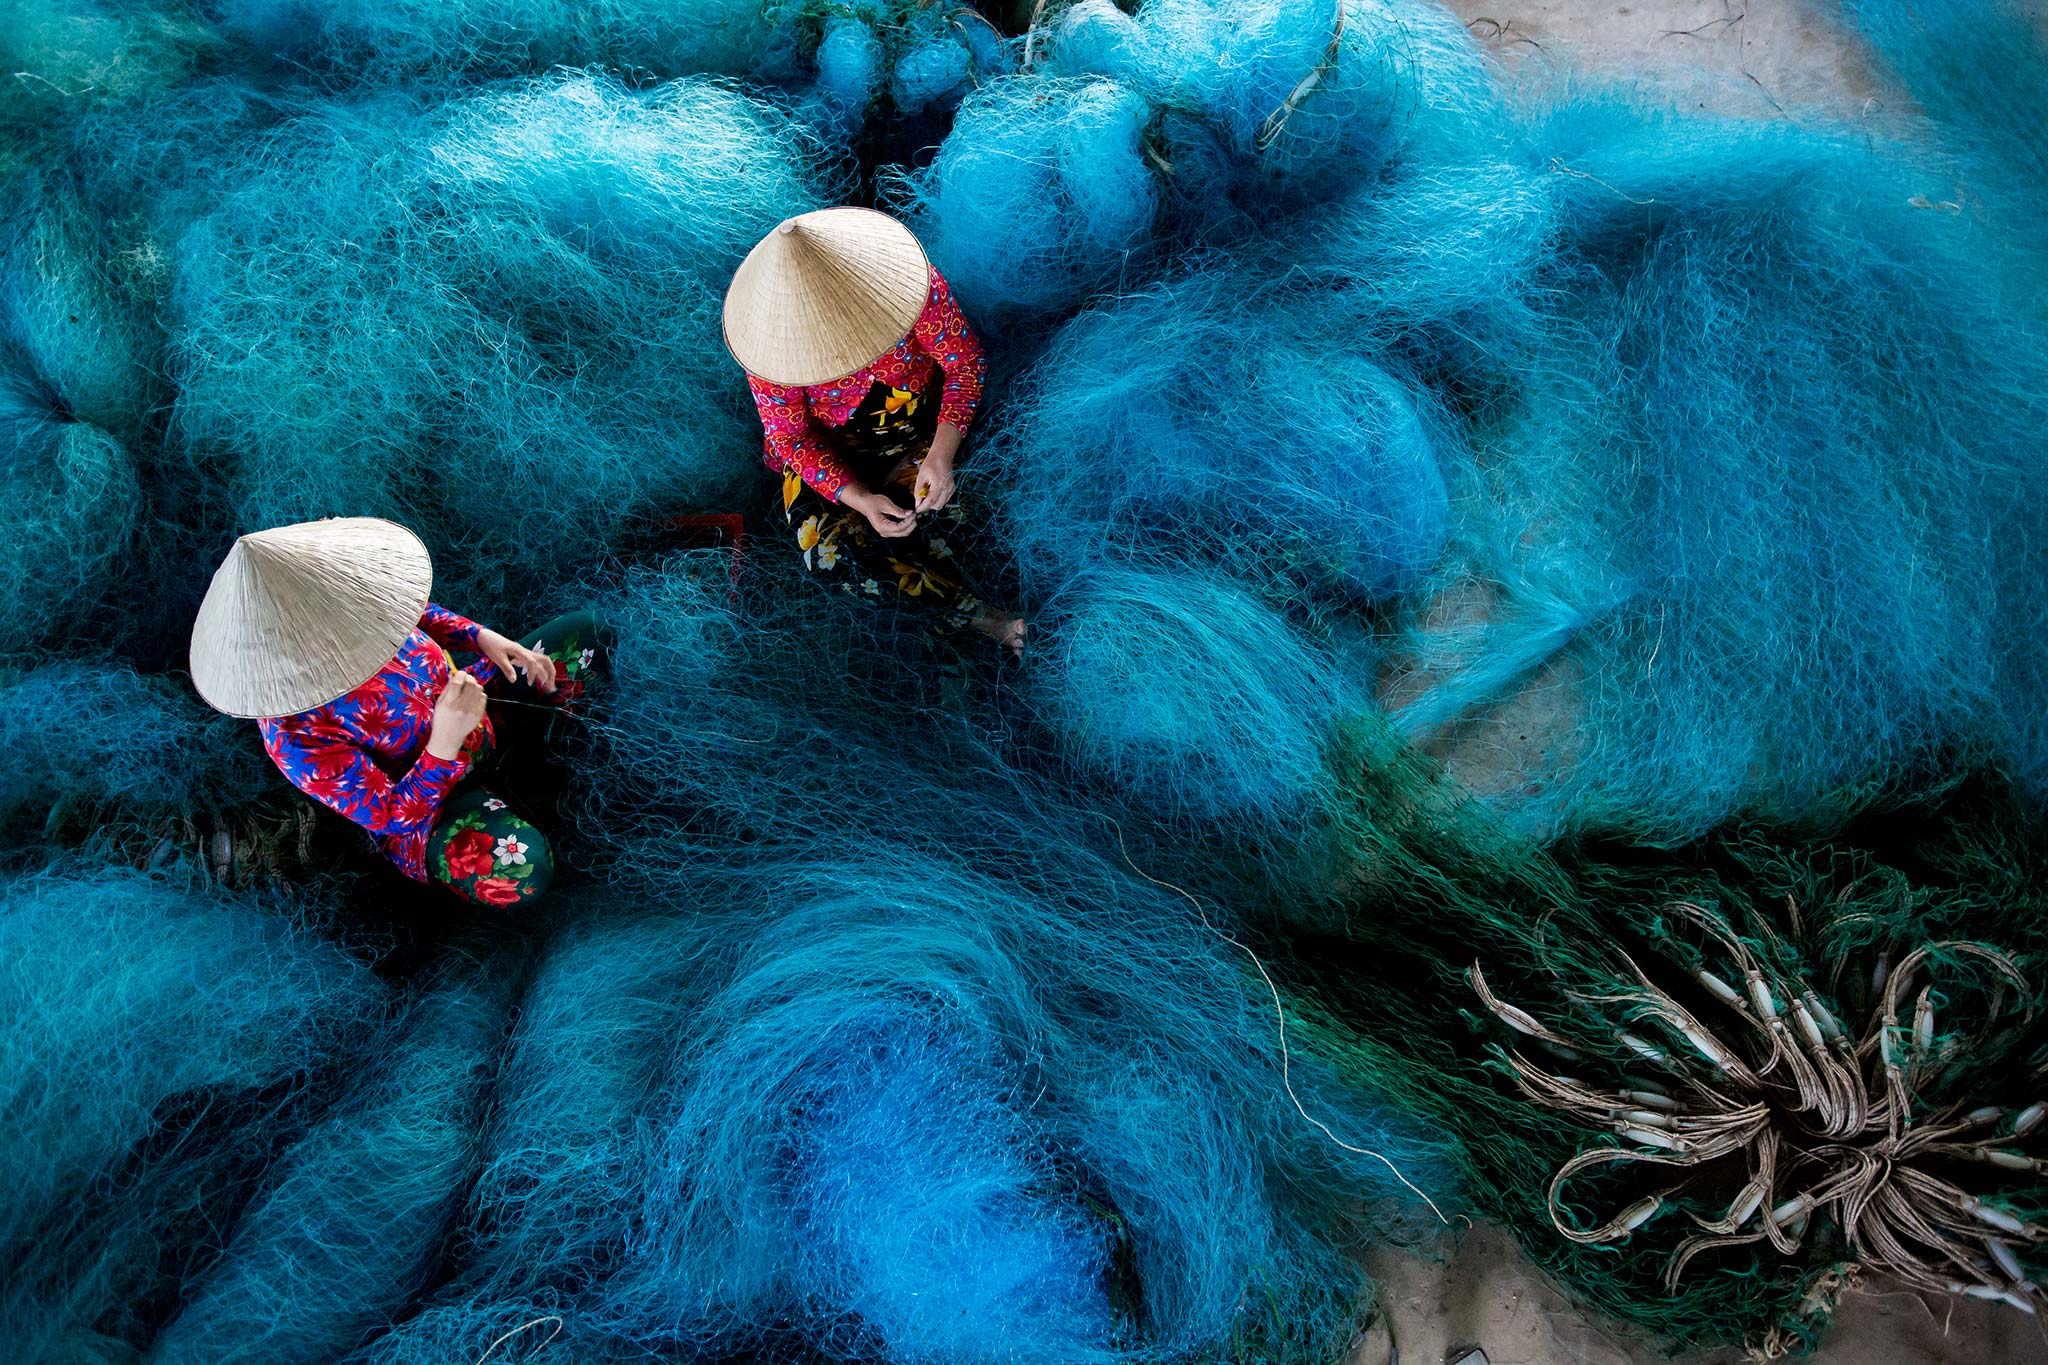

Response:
(190, 517), (434, 719)
(723, 206), (931, 386)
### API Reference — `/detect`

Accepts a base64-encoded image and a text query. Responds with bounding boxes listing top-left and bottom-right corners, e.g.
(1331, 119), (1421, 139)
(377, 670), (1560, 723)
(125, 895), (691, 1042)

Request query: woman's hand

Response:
(426, 672), (489, 761)
(846, 487), (917, 539)
(477, 627), (557, 693)
(916, 424), (963, 514)
(914, 450), (956, 515)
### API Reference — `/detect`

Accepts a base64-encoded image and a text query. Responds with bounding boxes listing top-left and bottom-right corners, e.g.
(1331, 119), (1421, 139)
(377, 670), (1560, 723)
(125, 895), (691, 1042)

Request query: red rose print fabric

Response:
(427, 791), (553, 908)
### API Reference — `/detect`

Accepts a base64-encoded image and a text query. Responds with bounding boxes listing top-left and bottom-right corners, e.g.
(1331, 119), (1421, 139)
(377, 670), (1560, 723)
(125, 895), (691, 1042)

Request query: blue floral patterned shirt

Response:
(257, 603), (498, 881)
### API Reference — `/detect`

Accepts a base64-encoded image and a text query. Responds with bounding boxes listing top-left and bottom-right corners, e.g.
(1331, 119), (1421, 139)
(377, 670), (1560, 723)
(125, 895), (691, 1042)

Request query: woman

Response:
(189, 517), (603, 908)
(723, 207), (1025, 652)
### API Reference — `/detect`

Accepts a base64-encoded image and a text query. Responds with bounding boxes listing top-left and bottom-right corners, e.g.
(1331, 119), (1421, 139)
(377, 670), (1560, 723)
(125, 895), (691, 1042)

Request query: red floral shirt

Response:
(257, 604), (498, 882)
(746, 267), (986, 503)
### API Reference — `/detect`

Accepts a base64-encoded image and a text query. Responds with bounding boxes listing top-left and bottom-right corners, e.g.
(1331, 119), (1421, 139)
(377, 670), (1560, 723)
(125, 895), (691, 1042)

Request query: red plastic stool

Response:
(659, 513), (748, 600)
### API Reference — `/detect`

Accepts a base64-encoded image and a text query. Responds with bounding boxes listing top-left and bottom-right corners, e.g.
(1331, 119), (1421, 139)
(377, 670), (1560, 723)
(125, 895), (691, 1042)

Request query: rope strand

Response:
(1106, 818), (1453, 1226)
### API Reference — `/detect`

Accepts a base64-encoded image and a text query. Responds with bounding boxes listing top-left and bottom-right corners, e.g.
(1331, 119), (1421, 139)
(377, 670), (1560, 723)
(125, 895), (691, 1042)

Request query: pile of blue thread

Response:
(3, 0), (2047, 1358)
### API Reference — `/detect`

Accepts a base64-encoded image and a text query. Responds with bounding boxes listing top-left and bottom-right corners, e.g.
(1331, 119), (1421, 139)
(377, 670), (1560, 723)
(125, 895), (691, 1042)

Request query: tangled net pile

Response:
(4, 0), (2047, 1359)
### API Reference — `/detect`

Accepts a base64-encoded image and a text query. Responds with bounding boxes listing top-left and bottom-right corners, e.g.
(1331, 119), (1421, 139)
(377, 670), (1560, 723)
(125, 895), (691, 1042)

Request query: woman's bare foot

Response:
(971, 609), (1028, 658)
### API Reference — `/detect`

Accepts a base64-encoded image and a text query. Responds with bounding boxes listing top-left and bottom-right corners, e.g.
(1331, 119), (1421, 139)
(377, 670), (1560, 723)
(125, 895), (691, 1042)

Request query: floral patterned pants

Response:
(427, 788), (553, 908)
(425, 609), (605, 909)
(782, 456), (985, 634)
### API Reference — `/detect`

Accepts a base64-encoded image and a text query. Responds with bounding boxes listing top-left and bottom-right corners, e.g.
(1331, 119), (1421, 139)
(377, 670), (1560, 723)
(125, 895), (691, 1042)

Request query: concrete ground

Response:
(1447, 0), (1891, 114)
(1345, 4), (2041, 1363)
(1353, 1224), (2040, 1364)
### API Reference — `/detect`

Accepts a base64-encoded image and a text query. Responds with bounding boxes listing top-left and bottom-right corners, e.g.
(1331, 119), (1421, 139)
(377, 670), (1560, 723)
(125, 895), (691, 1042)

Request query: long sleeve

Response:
(259, 721), (466, 882)
(749, 376), (857, 503)
(419, 604), (501, 685)
(913, 268), (986, 432)
(418, 602), (481, 651)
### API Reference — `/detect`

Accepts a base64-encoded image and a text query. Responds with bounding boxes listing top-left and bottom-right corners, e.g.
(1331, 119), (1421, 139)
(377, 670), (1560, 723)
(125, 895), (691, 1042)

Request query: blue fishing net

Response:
(1, 0), (2045, 1358)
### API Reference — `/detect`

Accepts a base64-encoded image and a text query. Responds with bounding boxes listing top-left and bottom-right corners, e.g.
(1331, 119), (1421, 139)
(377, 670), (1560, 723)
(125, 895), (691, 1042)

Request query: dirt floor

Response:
(1343, 4), (2042, 1362)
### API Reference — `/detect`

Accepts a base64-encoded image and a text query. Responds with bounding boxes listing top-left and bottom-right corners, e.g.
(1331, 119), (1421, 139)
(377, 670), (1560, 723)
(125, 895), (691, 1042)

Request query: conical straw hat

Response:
(723, 207), (931, 387)
(189, 518), (434, 719)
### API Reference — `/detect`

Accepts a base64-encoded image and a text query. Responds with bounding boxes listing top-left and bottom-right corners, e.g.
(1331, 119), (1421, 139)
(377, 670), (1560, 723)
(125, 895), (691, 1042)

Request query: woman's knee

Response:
(427, 791), (553, 909)
(510, 610), (608, 705)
